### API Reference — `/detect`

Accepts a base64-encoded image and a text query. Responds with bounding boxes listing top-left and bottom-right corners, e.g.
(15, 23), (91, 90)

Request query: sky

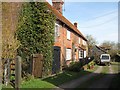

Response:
(48, 0), (119, 45)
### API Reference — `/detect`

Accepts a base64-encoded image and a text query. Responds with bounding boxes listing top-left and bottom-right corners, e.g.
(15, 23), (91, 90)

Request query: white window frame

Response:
(79, 38), (81, 44)
(83, 40), (86, 45)
(67, 30), (70, 40)
(84, 51), (86, 58)
(55, 23), (60, 37)
(66, 48), (71, 60)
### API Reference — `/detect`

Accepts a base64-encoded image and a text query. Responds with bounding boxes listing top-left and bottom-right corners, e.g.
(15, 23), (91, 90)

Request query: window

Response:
(67, 30), (70, 40)
(55, 23), (60, 41)
(102, 55), (109, 59)
(84, 51), (86, 58)
(79, 38), (81, 44)
(83, 40), (86, 45)
(79, 50), (83, 58)
(66, 49), (71, 60)
(55, 24), (60, 36)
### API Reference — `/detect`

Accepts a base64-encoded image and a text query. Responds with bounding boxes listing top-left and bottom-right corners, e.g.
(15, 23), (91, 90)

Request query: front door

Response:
(52, 46), (61, 74)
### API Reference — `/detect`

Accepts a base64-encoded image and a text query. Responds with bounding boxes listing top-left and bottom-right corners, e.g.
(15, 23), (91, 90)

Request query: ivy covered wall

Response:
(16, 2), (56, 76)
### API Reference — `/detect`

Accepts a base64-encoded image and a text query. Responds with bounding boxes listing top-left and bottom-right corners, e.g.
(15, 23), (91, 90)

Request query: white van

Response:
(100, 54), (111, 65)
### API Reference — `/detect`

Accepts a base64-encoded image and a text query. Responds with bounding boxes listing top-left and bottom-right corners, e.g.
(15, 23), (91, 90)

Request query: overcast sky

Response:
(48, 0), (119, 45)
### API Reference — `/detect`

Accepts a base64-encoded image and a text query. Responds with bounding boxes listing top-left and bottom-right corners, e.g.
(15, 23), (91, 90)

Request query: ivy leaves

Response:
(16, 2), (56, 75)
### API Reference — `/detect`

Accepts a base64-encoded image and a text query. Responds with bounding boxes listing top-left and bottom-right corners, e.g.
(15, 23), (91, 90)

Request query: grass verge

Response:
(86, 64), (98, 72)
(43, 64), (98, 86)
(20, 79), (55, 88)
(42, 70), (90, 86)
(2, 64), (99, 89)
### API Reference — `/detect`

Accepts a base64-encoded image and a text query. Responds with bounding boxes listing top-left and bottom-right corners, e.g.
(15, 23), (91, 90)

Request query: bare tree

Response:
(2, 3), (21, 59)
(100, 41), (118, 60)
(86, 34), (97, 57)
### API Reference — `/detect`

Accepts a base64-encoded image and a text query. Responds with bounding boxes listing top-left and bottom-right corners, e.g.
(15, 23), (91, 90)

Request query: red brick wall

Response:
(54, 22), (88, 67)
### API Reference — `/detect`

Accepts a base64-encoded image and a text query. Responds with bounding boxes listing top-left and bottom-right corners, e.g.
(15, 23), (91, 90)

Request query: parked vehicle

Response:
(100, 54), (111, 65)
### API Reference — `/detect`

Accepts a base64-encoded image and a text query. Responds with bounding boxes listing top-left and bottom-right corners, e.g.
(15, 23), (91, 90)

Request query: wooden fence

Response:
(2, 56), (21, 88)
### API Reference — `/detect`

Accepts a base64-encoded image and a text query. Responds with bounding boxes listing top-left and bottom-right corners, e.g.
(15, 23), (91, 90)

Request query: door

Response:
(32, 54), (43, 77)
(52, 46), (61, 74)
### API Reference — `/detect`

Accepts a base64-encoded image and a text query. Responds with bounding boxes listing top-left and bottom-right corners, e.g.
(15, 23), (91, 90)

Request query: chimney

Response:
(52, 0), (64, 14)
(74, 22), (77, 28)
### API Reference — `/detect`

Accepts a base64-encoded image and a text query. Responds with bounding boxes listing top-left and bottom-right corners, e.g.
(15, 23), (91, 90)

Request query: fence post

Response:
(15, 56), (21, 90)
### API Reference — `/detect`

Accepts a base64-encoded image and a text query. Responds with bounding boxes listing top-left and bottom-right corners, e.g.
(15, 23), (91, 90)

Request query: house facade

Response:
(2, 2), (88, 75)
(47, 0), (88, 70)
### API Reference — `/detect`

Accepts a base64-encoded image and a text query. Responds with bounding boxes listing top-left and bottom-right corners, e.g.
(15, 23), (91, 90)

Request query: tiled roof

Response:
(46, 2), (87, 41)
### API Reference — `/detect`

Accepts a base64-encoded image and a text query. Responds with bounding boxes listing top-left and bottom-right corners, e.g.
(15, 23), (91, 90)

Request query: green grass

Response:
(2, 79), (56, 89)
(20, 79), (55, 88)
(111, 62), (120, 73)
(42, 70), (90, 86)
(43, 65), (99, 86)
(1, 70), (95, 89)
(2, 64), (99, 89)
(101, 65), (110, 74)
(2, 84), (14, 90)
(86, 65), (98, 72)
(20, 65), (98, 88)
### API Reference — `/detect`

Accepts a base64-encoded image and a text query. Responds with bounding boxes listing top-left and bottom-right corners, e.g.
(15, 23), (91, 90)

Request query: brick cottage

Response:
(46, 0), (88, 71)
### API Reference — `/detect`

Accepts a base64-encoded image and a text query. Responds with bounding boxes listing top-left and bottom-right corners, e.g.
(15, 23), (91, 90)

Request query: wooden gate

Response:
(52, 46), (61, 74)
(32, 54), (43, 77)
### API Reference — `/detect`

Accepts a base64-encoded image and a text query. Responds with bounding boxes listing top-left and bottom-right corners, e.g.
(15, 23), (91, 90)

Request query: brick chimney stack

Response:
(74, 22), (77, 28)
(52, 0), (64, 14)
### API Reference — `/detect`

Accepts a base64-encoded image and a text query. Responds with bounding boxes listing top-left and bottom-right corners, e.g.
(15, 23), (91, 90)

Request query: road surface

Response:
(54, 62), (119, 90)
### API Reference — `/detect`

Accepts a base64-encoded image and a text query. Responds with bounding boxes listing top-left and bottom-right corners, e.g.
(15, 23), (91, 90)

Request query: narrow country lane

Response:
(53, 66), (103, 90)
(53, 62), (119, 90)
(88, 65), (116, 89)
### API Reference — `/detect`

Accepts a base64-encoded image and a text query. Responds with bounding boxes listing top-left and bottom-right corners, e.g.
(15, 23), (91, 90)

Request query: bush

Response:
(22, 73), (34, 81)
(87, 61), (95, 69)
(66, 61), (83, 72)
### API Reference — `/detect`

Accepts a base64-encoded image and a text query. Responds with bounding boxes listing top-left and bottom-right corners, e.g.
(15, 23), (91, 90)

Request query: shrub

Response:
(87, 61), (95, 69)
(66, 61), (83, 72)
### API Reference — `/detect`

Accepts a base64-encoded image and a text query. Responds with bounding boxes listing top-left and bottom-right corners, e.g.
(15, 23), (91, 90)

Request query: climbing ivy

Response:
(16, 2), (56, 76)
